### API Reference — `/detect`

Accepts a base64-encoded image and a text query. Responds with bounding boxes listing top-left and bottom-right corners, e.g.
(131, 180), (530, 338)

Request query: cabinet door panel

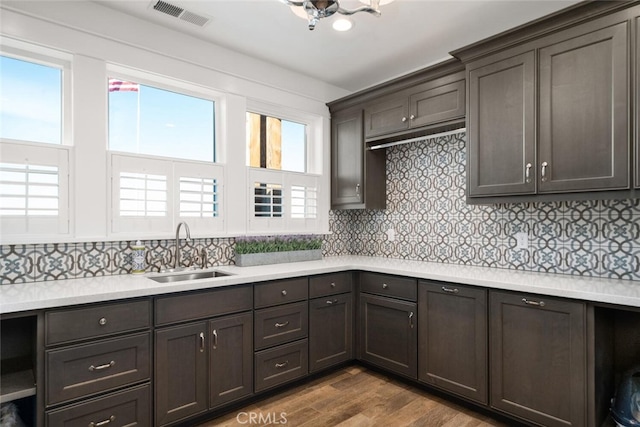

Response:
(209, 312), (253, 409)
(364, 96), (409, 139)
(636, 16), (640, 188)
(309, 294), (353, 372)
(331, 109), (363, 207)
(359, 294), (417, 378)
(490, 291), (586, 427)
(418, 282), (487, 404)
(468, 51), (536, 196)
(155, 322), (208, 426)
(410, 80), (465, 128)
(539, 22), (628, 192)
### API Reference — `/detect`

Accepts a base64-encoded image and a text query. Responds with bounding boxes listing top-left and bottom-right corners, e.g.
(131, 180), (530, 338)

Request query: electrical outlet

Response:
(515, 232), (528, 249)
(386, 228), (395, 242)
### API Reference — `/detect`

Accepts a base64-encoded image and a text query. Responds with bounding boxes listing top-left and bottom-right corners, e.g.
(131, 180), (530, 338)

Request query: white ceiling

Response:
(95, 0), (580, 93)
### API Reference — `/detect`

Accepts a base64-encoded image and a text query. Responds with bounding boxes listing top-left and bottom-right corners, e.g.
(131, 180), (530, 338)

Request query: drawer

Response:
(46, 300), (151, 346)
(254, 301), (308, 350)
(309, 272), (352, 298)
(155, 285), (252, 326)
(360, 272), (417, 301)
(254, 339), (308, 392)
(46, 333), (151, 406)
(254, 278), (308, 308)
(46, 384), (150, 427)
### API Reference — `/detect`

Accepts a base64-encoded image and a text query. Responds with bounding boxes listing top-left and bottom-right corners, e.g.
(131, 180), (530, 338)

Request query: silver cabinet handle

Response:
(89, 360), (115, 372)
(275, 321), (289, 328)
(541, 162), (548, 182)
(525, 163), (532, 183)
(441, 286), (459, 294)
(326, 299), (339, 305)
(401, 117), (407, 122)
(199, 332), (205, 352)
(355, 183), (360, 196)
(99, 317), (107, 326)
(408, 311), (414, 329)
(330, 282), (336, 288)
(275, 361), (289, 368)
(522, 298), (545, 307)
(89, 415), (115, 427)
(410, 114), (415, 120)
(212, 329), (218, 349)
(281, 290), (287, 296)
(382, 283), (388, 289)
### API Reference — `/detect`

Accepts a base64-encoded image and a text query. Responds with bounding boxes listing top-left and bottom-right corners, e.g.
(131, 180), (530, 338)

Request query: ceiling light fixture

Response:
(282, 0), (391, 31)
(332, 18), (353, 32)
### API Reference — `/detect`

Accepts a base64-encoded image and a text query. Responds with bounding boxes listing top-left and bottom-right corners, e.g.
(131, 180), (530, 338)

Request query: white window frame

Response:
(0, 40), (73, 244)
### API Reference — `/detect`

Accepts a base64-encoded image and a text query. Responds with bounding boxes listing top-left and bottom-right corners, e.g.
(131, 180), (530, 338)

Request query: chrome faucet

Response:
(173, 222), (191, 269)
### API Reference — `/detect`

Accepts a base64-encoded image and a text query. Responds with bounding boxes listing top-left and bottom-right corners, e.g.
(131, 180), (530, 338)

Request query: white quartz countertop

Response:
(2, 255), (639, 314)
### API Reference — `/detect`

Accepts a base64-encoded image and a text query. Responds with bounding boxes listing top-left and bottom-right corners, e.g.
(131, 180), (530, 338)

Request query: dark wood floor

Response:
(197, 366), (510, 426)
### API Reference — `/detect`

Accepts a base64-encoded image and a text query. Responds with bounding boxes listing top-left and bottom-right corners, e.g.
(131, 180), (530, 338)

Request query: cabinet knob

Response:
(401, 117), (407, 122)
(410, 114), (415, 120)
(382, 283), (388, 289)
(98, 317), (107, 326)
(281, 290), (287, 296)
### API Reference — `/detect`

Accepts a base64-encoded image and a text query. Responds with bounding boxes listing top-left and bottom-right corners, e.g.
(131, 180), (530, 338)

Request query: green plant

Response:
(234, 235), (322, 255)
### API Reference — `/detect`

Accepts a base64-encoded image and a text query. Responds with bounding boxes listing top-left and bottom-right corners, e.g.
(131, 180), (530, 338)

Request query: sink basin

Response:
(149, 270), (232, 283)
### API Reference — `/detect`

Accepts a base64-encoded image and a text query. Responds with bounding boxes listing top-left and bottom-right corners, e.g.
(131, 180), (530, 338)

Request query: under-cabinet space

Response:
(590, 305), (640, 427)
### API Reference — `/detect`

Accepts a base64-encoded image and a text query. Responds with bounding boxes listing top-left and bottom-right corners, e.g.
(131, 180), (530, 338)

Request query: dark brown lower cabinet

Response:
(309, 293), (353, 372)
(489, 291), (586, 427)
(359, 293), (417, 378)
(155, 312), (253, 426)
(418, 282), (487, 404)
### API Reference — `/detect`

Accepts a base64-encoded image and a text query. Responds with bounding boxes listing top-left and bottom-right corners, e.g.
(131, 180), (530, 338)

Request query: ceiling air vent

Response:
(151, 0), (211, 27)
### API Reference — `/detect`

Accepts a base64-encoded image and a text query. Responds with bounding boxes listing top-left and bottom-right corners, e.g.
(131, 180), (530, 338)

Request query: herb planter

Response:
(235, 249), (322, 267)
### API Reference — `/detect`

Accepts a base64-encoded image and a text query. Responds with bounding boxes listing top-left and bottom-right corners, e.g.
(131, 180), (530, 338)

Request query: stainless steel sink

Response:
(149, 270), (232, 283)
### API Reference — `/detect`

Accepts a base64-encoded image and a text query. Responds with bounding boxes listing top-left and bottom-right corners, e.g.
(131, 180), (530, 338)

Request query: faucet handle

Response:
(199, 248), (208, 269)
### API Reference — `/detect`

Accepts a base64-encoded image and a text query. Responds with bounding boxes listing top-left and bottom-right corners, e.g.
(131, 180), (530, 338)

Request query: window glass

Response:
(246, 112), (306, 173)
(0, 55), (62, 144)
(108, 78), (215, 162)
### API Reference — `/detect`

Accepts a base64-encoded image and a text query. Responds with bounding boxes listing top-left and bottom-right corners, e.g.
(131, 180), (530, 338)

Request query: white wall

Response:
(0, 1), (341, 242)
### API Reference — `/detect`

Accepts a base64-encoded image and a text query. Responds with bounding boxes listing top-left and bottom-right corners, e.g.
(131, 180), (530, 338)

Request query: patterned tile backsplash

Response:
(323, 132), (640, 282)
(2, 132), (639, 284)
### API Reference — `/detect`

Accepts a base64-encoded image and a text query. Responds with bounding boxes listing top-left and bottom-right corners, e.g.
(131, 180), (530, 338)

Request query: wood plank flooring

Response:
(197, 366), (510, 427)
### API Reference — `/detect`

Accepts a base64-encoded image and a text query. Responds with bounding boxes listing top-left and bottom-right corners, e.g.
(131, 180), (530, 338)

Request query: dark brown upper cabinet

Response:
(363, 73), (465, 141)
(458, 3), (636, 201)
(636, 15), (640, 189)
(330, 107), (386, 210)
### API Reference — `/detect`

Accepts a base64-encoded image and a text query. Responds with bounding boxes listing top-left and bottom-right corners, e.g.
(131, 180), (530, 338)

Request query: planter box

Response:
(235, 250), (322, 267)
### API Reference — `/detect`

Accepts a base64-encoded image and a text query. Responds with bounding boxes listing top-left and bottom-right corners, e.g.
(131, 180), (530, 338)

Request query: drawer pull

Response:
(200, 332), (205, 352)
(98, 317), (107, 326)
(275, 321), (290, 328)
(382, 283), (389, 289)
(281, 290), (288, 296)
(89, 415), (115, 427)
(522, 298), (545, 307)
(330, 282), (336, 288)
(212, 329), (218, 349)
(408, 311), (414, 329)
(88, 360), (115, 372)
(441, 286), (459, 294)
(326, 299), (339, 305)
(275, 361), (289, 369)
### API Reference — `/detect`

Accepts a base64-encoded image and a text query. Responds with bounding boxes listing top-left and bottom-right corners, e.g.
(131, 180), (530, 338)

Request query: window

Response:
(246, 112), (306, 173)
(0, 55), (63, 145)
(108, 78), (216, 162)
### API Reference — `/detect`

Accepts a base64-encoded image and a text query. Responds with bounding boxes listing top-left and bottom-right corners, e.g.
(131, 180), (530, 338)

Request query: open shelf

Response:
(0, 369), (35, 404)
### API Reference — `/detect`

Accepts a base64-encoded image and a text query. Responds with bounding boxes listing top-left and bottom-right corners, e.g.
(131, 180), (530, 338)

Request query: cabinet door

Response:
(467, 51), (536, 197)
(409, 79), (465, 129)
(636, 16), (640, 188)
(155, 322), (208, 426)
(309, 293), (353, 372)
(418, 282), (487, 404)
(539, 21), (629, 193)
(363, 95), (409, 139)
(331, 109), (364, 207)
(490, 291), (586, 427)
(209, 312), (253, 409)
(359, 293), (417, 378)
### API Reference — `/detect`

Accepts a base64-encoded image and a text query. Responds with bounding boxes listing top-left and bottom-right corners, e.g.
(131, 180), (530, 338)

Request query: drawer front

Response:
(254, 278), (308, 308)
(309, 272), (352, 298)
(254, 339), (308, 392)
(46, 384), (150, 427)
(155, 285), (252, 326)
(46, 300), (150, 346)
(254, 302), (308, 350)
(46, 333), (151, 406)
(360, 272), (417, 301)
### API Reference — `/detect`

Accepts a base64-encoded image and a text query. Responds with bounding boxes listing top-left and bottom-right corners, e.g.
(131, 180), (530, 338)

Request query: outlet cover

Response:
(515, 232), (528, 249)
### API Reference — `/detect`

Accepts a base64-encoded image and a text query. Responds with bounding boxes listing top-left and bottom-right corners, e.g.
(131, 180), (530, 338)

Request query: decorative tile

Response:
(33, 243), (77, 281)
(0, 245), (35, 284)
(76, 241), (110, 277)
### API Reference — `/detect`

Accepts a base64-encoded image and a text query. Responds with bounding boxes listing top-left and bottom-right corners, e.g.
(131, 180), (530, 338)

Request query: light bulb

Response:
(332, 18), (353, 31)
